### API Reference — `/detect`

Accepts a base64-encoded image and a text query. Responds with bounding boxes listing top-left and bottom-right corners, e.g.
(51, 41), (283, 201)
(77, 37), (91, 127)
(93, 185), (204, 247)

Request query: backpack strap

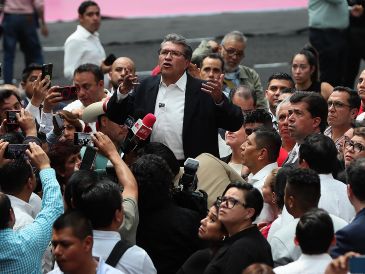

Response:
(105, 239), (132, 267)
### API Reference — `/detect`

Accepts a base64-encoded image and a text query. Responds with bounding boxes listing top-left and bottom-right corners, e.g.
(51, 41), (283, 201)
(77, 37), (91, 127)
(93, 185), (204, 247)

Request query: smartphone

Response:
(349, 256), (365, 274)
(55, 86), (78, 101)
(6, 110), (20, 124)
(41, 63), (53, 81)
(4, 144), (30, 159)
(74, 132), (93, 146)
(79, 146), (97, 171)
(53, 114), (64, 136)
(104, 54), (117, 66)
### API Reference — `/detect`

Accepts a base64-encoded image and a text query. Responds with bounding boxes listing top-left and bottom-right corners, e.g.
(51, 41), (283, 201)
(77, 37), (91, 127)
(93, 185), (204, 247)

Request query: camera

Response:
(74, 132), (93, 146)
(55, 86), (78, 101)
(6, 110), (20, 124)
(4, 144), (29, 159)
(178, 158), (199, 192)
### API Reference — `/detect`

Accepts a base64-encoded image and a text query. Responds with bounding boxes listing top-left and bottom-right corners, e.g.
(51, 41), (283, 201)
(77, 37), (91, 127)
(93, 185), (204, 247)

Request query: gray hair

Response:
(221, 30), (248, 45)
(160, 33), (192, 60)
(276, 96), (291, 119)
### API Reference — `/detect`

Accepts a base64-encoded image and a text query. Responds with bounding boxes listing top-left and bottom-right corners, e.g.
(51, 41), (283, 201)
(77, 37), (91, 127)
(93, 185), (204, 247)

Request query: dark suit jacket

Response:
(106, 73), (243, 159)
(330, 208), (365, 258)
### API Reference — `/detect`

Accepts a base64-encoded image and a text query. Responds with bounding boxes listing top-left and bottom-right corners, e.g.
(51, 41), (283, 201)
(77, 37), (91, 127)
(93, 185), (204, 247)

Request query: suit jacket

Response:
(106, 73), (243, 159)
(330, 208), (365, 258)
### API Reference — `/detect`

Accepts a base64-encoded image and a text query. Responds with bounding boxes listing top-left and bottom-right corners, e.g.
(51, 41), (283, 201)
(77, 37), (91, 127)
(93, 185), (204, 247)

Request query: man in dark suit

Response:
(106, 33), (243, 161)
(330, 158), (365, 258)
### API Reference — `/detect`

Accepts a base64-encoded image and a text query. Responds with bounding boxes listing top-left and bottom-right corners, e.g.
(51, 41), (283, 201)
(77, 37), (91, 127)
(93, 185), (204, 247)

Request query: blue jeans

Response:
(2, 13), (44, 84)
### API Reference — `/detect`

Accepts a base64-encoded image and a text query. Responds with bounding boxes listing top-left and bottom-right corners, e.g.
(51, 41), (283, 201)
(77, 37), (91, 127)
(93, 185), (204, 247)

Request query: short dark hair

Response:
(0, 89), (21, 106)
(131, 154), (174, 211)
(79, 180), (122, 229)
(78, 0), (99, 15)
(244, 109), (273, 128)
(289, 91), (328, 133)
(200, 53), (225, 72)
(347, 158), (365, 202)
(274, 166), (294, 210)
(299, 134), (337, 174)
(222, 181), (263, 222)
(267, 72), (294, 88)
(137, 142), (180, 177)
(0, 131), (24, 144)
(53, 210), (93, 240)
(286, 168), (320, 211)
(253, 127), (282, 162)
(74, 63), (104, 83)
(21, 63), (42, 82)
(0, 159), (33, 195)
(0, 193), (11, 229)
(296, 208), (334, 254)
(231, 85), (257, 107)
(160, 33), (193, 60)
(332, 86), (361, 110)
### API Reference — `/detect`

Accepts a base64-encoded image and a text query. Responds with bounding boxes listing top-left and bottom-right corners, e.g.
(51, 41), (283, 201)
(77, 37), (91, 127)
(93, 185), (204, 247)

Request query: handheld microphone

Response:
(121, 113), (156, 154)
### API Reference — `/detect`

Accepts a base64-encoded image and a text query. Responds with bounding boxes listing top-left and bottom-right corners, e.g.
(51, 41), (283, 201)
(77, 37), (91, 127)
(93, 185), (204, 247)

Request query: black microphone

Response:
(121, 113), (156, 155)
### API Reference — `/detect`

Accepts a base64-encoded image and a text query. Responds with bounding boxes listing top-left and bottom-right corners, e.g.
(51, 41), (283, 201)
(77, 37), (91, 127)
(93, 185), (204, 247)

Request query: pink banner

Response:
(45, 0), (307, 22)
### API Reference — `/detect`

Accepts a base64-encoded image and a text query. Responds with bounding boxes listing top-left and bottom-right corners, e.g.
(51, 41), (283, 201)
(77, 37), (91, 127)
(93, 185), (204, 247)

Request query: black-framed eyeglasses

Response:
(327, 100), (351, 109)
(344, 140), (365, 153)
(222, 45), (244, 58)
(216, 196), (247, 209)
(158, 49), (185, 58)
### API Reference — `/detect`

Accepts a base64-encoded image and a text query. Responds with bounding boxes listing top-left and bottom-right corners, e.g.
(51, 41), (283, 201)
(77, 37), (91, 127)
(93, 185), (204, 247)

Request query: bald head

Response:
(109, 57), (136, 90)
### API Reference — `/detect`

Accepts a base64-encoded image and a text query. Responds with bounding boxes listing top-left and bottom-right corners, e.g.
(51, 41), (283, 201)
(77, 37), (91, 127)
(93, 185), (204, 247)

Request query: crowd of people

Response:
(0, 1), (365, 274)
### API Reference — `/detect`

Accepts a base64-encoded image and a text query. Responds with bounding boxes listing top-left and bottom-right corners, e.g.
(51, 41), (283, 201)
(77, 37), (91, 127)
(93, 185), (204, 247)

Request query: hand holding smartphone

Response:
(54, 86), (78, 101)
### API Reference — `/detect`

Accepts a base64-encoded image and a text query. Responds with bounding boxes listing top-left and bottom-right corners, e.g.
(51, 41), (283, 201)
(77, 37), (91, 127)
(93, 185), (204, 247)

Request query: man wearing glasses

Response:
(324, 86), (361, 152)
(219, 31), (267, 109)
(106, 33), (242, 161)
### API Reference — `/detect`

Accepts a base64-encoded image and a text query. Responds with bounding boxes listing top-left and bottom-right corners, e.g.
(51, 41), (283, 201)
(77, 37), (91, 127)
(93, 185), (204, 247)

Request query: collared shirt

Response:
(283, 143), (300, 166)
(318, 173), (356, 223)
(248, 162), (278, 223)
(0, 168), (63, 274)
(64, 25), (106, 80)
(324, 126), (346, 152)
(92, 230), (156, 274)
(274, 253), (332, 274)
(7, 194), (40, 230)
(270, 215), (347, 266)
(50, 258), (125, 274)
(267, 207), (293, 243)
(150, 72), (187, 160)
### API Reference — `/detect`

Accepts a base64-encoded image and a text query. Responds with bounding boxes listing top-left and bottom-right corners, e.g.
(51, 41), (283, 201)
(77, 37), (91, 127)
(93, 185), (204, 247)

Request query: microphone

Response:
(121, 113), (156, 155)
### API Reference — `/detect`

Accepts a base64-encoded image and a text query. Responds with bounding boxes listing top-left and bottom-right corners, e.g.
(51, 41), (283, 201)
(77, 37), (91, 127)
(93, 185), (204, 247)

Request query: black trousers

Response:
(309, 27), (347, 87)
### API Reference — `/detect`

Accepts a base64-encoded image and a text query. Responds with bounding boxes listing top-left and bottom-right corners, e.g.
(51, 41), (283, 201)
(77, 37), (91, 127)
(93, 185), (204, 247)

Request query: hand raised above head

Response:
(25, 142), (50, 170)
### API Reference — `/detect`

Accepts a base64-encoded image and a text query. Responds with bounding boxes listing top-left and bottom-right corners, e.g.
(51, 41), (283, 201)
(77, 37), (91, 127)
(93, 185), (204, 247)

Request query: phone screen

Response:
(79, 146), (97, 170)
(41, 63), (53, 80)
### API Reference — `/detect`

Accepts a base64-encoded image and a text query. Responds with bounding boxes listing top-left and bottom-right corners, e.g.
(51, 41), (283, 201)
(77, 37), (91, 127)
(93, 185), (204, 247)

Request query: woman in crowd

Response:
(178, 203), (228, 274)
(46, 110), (82, 144)
(48, 140), (81, 191)
(203, 181), (273, 274)
(291, 45), (333, 100)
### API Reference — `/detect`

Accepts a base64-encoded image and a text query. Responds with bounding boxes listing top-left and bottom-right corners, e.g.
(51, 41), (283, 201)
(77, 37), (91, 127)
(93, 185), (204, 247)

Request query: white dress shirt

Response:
(92, 230), (156, 274)
(270, 214), (347, 265)
(7, 194), (41, 230)
(318, 173), (355, 223)
(267, 207), (294, 243)
(64, 25), (106, 80)
(248, 162), (278, 223)
(150, 72), (187, 160)
(274, 253), (332, 274)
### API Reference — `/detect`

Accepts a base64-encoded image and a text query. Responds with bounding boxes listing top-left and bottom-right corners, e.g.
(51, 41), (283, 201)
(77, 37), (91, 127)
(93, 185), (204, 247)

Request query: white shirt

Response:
(318, 174), (355, 223)
(274, 253), (332, 274)
(267, 207), (294, 243)
(248, 162), (278, 223)
(150, 73), (187, 160)
(270, 214), (347, 265)
(64, 25), (106, 80)
(356, 112), (365, 121)
(50, 258), (124, 274)
(92, 230), (156, 274)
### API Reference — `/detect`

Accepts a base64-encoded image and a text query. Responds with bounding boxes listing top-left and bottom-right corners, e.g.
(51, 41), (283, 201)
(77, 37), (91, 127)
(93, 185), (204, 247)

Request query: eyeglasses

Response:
(216, 196), (247, 209)
(158, 49), (185, 58)
(222, 45), (244, 58)
(344, 140), (365, 153)
(327, 100), (351, 109)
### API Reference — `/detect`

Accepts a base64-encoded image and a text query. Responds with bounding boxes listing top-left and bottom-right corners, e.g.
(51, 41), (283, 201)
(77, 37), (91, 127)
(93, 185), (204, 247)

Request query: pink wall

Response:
(45, 0), (307, 22)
